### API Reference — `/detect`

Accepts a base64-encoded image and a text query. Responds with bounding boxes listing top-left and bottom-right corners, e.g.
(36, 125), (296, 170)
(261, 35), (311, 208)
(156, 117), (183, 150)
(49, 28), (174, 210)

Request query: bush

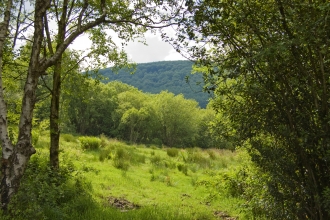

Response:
(99, 148), (112, 162)
(32, 129), (40, 145)
(186, 148), (211, 168)
(3, 153), (96, 220)
(61, 134), (77, 143)
(99, 134), (109, 147)
(131, 153), (146, 165)
(164, 161), (176, 169)
(113, 158), (130, 171)
(207, 149), (217, 160)
(177, 163), (188, 175)
(79, 136), (101, 150)
(150, 155), (162, 166)
(113, 148), (131, 170)
(166, 148), (179, 157)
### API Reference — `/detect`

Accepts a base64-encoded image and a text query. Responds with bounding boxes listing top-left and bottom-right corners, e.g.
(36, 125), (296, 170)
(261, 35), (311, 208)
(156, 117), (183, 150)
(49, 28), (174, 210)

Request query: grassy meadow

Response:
(6, 131), (254, 220)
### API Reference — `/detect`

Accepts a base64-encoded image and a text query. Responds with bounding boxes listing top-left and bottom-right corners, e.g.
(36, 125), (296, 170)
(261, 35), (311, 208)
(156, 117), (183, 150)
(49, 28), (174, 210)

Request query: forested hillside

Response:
(99, 60), (210, 108)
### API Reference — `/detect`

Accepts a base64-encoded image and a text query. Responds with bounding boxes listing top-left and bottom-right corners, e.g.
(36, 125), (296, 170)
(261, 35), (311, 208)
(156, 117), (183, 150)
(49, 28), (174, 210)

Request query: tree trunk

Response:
(49, 0), (67, 169)
(0, 0), (50, 209)
(0, 0), (14, 210)
(49, 61), (61, 169)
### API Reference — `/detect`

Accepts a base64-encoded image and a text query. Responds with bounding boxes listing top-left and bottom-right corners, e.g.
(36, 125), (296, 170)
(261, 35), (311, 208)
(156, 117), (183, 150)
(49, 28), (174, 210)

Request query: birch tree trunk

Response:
(0, 0), (15, 209)
(0, 0), (50, 209)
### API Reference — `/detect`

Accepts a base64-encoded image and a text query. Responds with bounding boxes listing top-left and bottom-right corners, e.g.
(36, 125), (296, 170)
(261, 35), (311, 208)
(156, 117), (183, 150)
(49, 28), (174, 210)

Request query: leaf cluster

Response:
(171, 0), (330, 218)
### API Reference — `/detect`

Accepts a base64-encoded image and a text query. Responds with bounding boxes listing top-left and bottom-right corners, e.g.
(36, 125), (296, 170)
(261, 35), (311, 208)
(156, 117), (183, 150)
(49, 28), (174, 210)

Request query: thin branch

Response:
(44, 13), (54, 55)
(40, 75), (53, 93)
(13, 0), (24, 48)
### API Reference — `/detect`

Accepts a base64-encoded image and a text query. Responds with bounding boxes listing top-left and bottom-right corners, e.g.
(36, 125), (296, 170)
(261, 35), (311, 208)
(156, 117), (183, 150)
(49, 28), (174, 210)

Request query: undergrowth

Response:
(2, 152), (95, 220)
(1, 133), (257, 220)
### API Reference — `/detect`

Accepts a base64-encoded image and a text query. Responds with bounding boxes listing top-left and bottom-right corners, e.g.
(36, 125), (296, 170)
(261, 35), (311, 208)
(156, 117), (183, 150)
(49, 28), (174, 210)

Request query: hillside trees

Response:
(173, 0), (330, 218)
(155, 91), (200, 147)
(0, 0), (187, 209)
(65, 79), (120, 136)
(100, 61), (210, 108)
(63, 79), (215, 148)
(116, 90), (160, 143)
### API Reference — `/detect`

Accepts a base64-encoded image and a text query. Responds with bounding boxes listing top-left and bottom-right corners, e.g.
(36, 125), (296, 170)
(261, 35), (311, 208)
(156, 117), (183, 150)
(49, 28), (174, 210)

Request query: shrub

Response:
(61, 134), (77, 142)
(99, 148), (112, 162)
(35, 138), (49, 149)
(131, 154), (146, 164)
(164, 161), (176, 169)
(189, 164), (199, 173)
(79, 136), (101, 150)
(177, 163), (188, 175)
(4, 153), (96, 220)
(207, 149), (217, 160)
(115, 148), (129, 159)
(186, 148), (211, 168)
(32, 129), (40, 145)
(113, 148), (131, 170)
(113, 158), (130, 171)
(150, 155), (162, 166)
(99, 134), (109, 147)
(166, 148), (179, 157)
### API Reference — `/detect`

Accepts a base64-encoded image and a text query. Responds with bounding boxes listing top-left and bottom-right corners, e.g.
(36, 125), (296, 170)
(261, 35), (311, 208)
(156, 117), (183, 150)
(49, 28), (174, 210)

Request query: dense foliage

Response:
(172, 0), (330, 219)
(99, 61), (211, 108)
(46, 77), (224, 148)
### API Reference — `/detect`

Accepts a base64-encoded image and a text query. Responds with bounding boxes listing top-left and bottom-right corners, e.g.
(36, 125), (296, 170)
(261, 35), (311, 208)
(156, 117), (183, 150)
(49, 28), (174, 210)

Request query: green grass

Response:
(6, 132), (249, 220)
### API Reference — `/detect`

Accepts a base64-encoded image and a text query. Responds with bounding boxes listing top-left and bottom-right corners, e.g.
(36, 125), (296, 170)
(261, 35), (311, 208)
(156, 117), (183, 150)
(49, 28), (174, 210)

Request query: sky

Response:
(70, 31), (187, 64)
(125, 32), (186, 63)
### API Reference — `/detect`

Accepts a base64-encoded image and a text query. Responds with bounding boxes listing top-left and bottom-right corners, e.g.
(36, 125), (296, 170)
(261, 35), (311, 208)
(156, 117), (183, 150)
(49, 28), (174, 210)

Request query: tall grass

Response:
(166, 148), (179, 157)
(2, 133), (248, 220)
(79, 136), (102, 150)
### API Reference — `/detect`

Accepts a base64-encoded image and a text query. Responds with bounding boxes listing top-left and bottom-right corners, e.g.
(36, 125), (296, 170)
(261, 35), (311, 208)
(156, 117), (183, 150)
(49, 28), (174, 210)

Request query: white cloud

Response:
(124, 31), (186, 63)
(70, 30), (186, 64)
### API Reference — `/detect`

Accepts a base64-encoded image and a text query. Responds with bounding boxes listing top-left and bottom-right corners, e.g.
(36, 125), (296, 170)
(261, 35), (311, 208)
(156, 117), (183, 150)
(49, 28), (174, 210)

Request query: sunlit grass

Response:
(19, 133), (248, 219)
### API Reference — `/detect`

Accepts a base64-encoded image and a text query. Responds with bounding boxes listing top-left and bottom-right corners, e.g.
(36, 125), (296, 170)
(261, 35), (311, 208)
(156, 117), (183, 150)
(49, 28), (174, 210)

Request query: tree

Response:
(64, 79), (120, 136)
(117, 91), (161, 143)
(44, 0), (189, 169)
(172, 0), (330, 218)
(155, 91), (200, 147)
(0, 0), (187, 209)
(0, 0), (31, 210)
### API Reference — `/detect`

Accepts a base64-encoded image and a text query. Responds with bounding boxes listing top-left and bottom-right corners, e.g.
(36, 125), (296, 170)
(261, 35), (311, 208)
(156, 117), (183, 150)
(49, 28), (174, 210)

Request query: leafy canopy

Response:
(171, 0), (330, 219)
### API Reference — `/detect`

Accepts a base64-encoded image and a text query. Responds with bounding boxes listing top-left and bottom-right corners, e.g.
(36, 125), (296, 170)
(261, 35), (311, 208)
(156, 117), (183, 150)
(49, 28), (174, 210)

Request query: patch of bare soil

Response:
(107, 196), (140, 211)
(214, 211), (238, 220)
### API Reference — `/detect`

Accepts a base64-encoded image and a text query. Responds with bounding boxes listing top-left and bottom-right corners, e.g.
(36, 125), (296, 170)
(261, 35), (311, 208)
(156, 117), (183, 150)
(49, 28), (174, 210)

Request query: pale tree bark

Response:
(0, 0), (51, 209)
(0, 0), (15, 209)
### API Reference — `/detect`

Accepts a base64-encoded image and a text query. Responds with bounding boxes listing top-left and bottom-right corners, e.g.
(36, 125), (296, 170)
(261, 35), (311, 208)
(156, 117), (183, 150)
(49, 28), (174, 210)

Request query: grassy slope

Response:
(33, 132), (246, 220)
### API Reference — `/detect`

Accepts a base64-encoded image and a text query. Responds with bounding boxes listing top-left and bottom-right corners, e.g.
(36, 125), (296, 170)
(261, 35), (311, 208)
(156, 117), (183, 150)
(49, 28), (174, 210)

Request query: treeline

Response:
(99, 61), (211, 108)
(34, 76), (229, 149)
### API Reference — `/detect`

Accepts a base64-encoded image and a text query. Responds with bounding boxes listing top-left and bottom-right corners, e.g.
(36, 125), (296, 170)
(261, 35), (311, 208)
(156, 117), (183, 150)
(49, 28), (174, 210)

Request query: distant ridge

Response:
(99, 60), (210, 108)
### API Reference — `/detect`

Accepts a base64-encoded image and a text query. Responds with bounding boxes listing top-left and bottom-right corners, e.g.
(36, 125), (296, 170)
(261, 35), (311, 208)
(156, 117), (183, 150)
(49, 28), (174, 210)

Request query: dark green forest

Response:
(99, 60), (210, 108)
